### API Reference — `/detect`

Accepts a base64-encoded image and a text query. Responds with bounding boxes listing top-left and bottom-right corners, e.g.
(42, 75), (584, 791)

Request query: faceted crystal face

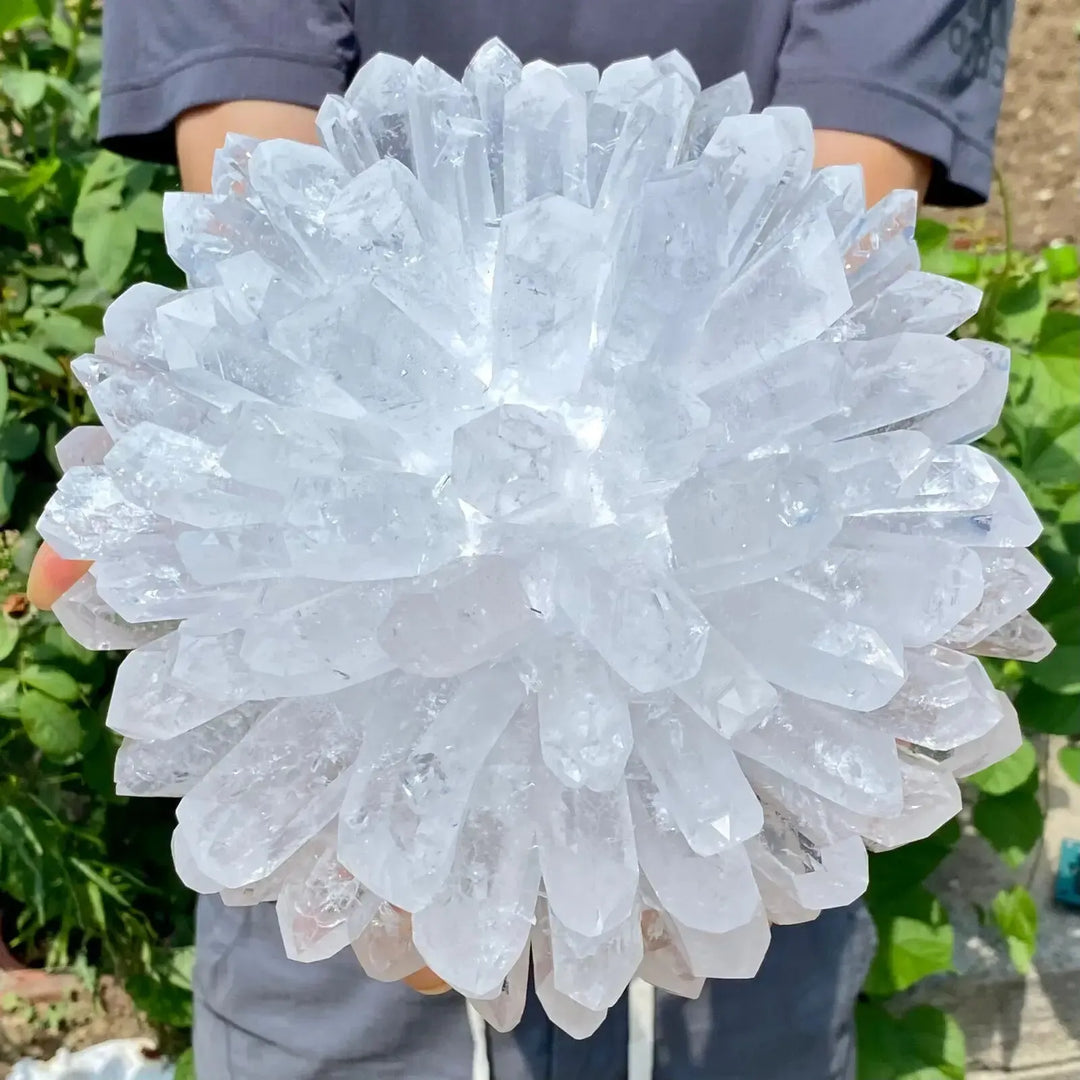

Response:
(43, 37), (1050, 1034)
(451, 404), (576, 519)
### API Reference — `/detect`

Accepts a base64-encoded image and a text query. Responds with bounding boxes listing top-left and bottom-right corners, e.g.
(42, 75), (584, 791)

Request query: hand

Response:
(177, 101), (320, 193)
(403, 967), (451, 995)
(27, 542), (92, 611)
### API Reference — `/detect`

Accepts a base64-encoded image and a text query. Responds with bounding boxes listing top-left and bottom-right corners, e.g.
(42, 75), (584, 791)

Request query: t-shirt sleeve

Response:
(771, 0), (1013, 206)
(99, 0), (359, 163)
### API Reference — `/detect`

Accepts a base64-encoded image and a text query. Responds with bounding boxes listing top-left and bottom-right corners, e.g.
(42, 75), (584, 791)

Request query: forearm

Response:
(175, 103), (932, 208)
(813, 129), (932, 206)
(176, 100), (320, 193)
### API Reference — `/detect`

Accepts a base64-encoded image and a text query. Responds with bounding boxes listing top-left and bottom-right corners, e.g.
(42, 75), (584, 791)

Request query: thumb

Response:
(27, 542), (93, 611)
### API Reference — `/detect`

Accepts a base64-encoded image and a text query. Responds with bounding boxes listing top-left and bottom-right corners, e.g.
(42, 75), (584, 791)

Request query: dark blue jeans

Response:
(193, 896), (876, 1079)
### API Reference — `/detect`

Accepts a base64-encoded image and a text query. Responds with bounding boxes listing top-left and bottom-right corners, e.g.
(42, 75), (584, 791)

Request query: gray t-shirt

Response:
(100, 0), (1012, 206)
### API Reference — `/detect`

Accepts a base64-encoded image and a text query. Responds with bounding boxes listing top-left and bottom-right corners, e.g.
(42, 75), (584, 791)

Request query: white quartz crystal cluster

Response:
(40, 39), (1053, 1035)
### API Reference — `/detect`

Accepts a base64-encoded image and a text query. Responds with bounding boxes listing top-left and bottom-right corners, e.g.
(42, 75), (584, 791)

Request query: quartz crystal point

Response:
(411, 704), (540, 995)
(538, 642), (633, 791)
(338, 667), (524, 911)
(42, 38), (1051, 1034)
(470, 945), (531, 1032)
(352, 903), (425, 981)
(276, 830), (381, 962)
(531, 903), (610, 1039)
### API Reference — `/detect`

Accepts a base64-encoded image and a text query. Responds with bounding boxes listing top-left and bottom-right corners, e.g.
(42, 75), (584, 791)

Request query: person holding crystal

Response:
(31, 1), (1011, 1077)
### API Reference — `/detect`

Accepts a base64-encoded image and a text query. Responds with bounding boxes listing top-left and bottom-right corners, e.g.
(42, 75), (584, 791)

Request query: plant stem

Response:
(62, 0), (93, 81)
(995, 166), (1014, 275)
(976, 167), (1014, 340)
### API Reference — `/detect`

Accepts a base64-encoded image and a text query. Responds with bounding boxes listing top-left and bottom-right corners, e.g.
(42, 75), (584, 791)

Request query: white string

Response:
(469, 979), (656, 1080)
(628, 977), (656, 1080)
(468, 1001), (492, 1080)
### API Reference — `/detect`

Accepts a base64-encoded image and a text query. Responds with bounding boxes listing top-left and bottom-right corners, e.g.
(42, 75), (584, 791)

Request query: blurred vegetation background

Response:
(0, 1), (1077, 1077)
(1, 0), (192, 1071)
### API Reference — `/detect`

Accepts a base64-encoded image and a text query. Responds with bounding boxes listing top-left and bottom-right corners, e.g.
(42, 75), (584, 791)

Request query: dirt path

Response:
(0, 977), (154, 1079)
(938, 0), (1080, 246)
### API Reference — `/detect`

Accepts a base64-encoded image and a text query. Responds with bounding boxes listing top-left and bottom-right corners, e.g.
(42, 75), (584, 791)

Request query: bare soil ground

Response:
(937, 0), (1080, 246)
(0, 975), (155, 1078)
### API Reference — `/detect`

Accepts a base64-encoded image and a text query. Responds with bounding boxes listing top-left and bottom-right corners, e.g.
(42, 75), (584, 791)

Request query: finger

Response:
(27, 542), (93, 611)
(403, 967), (451, 995)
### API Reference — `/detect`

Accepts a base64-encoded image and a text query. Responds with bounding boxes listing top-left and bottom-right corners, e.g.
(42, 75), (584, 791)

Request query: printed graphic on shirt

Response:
(948, 0), (1010, 86)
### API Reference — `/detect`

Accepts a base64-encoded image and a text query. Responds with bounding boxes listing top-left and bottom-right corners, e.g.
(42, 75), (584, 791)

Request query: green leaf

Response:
(0, 616), (19, 661)
(856, 1003), (965, 1080)
(1033, 355), (1080, 403)
(968, 739), (1038, 795)
(21, 663), (81, 702)
(1016, 680), (1080, 734)
(83, 879), (107, 930)
(1035, 565), (1080, 626)
(871, 913), (953, 995)
(991, 885), (1038, 974)
(29, 283), (68, 307)
(79, 150), (132, 197)
(17, 689), (83, 758)
(20, 265), (74, 283)
(0, 68), (47, 111)
(1058, 745), (1080, 784)
(1027, 423), (1080, 487)
(1043, 243), (1080, 283)
(0, 667), (20, 716)
(71, 186), (122, 242)
(70, 856), (133, 909)
(1052, 494), (1080, 561)
(126, 947), (195, 1028)
(127, 189), (164, 233)
(6, 156), (59, 202)
(1037, 310), (1080, 360)
(864, 885), (954, 996)
(996, 273), (1050, 344)
(921, 245), (982, 284)
(173, 1048), (195, 1080)
(58, 300), (105, 326)
(1030, 646), (1080, 694)
(44, 73), (91, 124)
(0, 201), (32, 237)
(0, 418), (40, 462)
(0, 0), (41, 32)
(42, 4), (73, 47)
(972, 790), (1044, 868)
(19, 627), (106, 692)
(42, 623), (99, 670)
(0, 340), (64, 376)
(83, 211), (137, 290)
(866, 820), (961, 901)
(33, 311), (96, 354)
(915, 218), (950, 254)
(0, 461), (15, 521)
(79, 730), (118, 797)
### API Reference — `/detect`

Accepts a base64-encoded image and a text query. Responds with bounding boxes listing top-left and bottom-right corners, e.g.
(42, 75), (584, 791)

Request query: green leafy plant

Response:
(174, 1047), (196, 1080)
(1, 0), (191, 1048)
(857, 1002), (966, 1080)
(858, 213), (1080, 1078)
